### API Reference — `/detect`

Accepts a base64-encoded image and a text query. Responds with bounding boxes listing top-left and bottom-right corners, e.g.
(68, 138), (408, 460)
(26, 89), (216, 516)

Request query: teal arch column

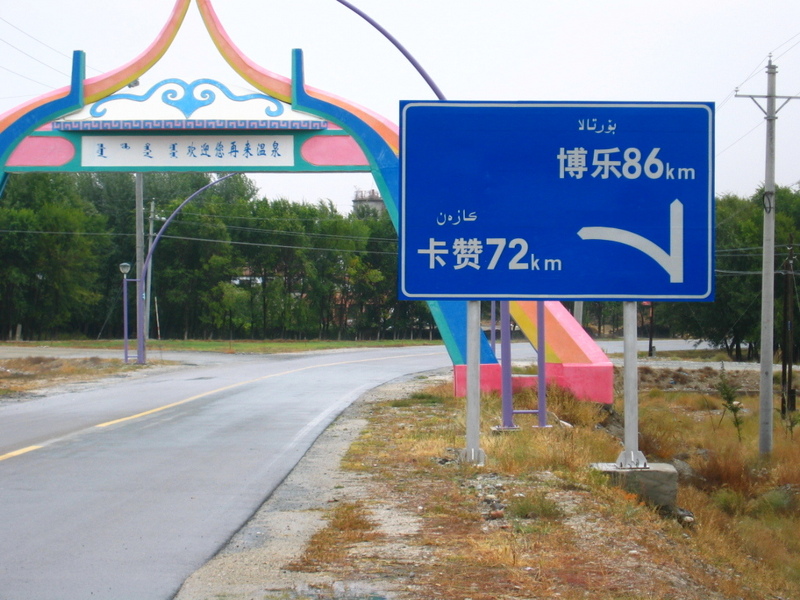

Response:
(291, 49), (496, 366)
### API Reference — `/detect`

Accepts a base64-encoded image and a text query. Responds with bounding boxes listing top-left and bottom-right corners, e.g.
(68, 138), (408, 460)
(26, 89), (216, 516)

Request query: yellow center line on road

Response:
(0, 350), (445, 460)
(0, 445), (43, 462)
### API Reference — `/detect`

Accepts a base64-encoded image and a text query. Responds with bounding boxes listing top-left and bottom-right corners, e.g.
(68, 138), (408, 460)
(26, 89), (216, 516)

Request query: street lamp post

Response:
(119, 262), (132, 363)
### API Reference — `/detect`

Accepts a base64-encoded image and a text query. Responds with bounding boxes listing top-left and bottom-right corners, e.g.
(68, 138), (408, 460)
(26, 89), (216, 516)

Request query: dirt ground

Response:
(631, 362), (760, 395)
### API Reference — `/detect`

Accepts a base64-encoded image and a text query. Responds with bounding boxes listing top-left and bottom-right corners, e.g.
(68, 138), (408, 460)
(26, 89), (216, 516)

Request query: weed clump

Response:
(717, 364), (745, 441)
(507, 492), (563, 520)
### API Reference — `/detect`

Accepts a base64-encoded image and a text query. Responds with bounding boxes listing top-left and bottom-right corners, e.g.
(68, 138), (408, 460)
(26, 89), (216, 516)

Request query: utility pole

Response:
(737, 58), (799, 454)
(573, 300), (584, 327)
(135, 173), (145, 364)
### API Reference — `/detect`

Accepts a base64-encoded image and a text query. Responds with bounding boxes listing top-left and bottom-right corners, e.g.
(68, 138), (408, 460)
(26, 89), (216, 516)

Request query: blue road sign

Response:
(399, 101), (714, 301)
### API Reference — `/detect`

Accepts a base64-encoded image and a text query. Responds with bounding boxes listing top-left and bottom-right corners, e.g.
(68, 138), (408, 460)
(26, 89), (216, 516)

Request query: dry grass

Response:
(484, 386), (620, 476)
(295, 366), (800, 600)
(288, 501), (379, 571)
(0, 356), (138, 396)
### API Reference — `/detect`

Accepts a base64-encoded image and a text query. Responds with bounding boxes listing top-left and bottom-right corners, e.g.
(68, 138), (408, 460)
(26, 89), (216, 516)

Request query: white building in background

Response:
(352, 189), (384, 214)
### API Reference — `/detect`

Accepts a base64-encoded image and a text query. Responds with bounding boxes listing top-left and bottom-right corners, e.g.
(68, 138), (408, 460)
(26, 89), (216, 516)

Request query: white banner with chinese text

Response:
(82, 135), (294, 168)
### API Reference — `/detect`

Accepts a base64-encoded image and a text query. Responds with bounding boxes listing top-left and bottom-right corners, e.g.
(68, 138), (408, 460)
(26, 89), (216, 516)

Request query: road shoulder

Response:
(174, 371), (448, 600)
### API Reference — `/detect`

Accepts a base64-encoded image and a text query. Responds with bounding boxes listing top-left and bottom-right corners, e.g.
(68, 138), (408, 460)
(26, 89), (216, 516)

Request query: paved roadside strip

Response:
(173, 372), (450, 600)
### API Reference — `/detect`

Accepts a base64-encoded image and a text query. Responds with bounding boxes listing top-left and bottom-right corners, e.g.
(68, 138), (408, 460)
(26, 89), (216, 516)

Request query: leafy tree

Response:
(0, 173), (108, 338)
(154, 195), (238, 339)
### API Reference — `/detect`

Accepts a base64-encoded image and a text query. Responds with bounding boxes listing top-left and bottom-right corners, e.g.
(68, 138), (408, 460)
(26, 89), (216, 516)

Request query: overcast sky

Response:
(2, 0), (800, 214)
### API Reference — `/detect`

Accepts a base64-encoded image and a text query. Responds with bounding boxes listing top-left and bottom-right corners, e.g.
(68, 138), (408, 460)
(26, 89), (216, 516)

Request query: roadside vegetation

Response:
(291, 365), (800, 600)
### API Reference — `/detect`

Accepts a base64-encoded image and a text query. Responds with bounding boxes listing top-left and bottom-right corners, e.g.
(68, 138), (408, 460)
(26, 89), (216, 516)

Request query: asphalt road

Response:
(0, 346), (454, 600)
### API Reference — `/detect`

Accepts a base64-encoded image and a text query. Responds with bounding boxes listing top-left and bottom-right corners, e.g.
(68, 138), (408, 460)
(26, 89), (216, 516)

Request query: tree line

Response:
(0, 172), (432, 342)
(1, 171), (798, 360)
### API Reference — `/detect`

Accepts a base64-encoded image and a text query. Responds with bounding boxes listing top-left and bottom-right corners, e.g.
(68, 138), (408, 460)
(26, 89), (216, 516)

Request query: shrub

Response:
(750, 488), (797, 517)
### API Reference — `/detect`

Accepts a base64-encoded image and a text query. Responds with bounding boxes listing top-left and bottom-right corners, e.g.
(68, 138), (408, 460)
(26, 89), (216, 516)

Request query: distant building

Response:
(352, 189), (385, 214)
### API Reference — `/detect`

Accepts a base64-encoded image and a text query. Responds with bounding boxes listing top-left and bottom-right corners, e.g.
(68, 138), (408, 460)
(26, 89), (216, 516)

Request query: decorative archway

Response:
(0, 0), (612, 403)
(0, 0), (496, 370)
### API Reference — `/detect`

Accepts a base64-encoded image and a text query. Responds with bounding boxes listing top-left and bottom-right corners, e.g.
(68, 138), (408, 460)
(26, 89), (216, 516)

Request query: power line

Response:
(716, 270), (761, 276)
(0, 228), (395, 255)
(717, 246), (763, 253)
(171, 218), (397, 244)
(0, 37), (69, 78)
(159, 234), (396, 255)
(177, 209), (381, 224)
(0, 64), (52, 89)
(0, 15), (102, 74)
(717, 30), (800, 157)
(725, 29), (800, 101)
(0, 229), (129, 237)
(716, 119), (764, 156)
(773, 30), (800, 61)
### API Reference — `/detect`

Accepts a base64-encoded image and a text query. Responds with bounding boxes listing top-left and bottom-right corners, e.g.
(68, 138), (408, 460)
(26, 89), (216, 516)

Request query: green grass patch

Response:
(389, 391), (445, 408)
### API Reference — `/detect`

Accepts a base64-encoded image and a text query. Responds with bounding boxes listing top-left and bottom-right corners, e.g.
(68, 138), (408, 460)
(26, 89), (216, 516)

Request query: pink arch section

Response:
(6, 137), (75, 167)
(509, 301), (613, 403)
(301, 136), (368, 167)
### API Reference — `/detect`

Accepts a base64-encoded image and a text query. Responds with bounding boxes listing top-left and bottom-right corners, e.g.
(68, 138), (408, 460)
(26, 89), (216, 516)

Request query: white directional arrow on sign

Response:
(577, 199), (684, 283)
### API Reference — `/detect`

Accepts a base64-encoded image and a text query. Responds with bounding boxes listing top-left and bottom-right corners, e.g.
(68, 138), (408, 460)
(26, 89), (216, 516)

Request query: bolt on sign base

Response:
(616, 450), (649, 469)
(458, 447), (486, 466)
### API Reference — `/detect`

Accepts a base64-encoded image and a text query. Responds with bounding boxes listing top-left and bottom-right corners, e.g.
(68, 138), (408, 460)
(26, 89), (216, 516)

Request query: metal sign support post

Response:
(537, 301), (548, 428)
(460, 300), (486, 464)
(573, 301), (584, 326)
(498, 301), (548, 429)
(500, 301), (517, 429)
(617, 301), (648, 468)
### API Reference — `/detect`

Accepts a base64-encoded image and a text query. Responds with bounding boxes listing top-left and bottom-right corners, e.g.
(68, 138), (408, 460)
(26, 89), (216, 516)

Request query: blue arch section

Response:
(290, 49), (496, 366)
(0, 51), (85, 174)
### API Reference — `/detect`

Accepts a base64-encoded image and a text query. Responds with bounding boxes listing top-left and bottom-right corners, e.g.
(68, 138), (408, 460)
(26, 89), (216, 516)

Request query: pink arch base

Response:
(454, 301), (613, 404)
